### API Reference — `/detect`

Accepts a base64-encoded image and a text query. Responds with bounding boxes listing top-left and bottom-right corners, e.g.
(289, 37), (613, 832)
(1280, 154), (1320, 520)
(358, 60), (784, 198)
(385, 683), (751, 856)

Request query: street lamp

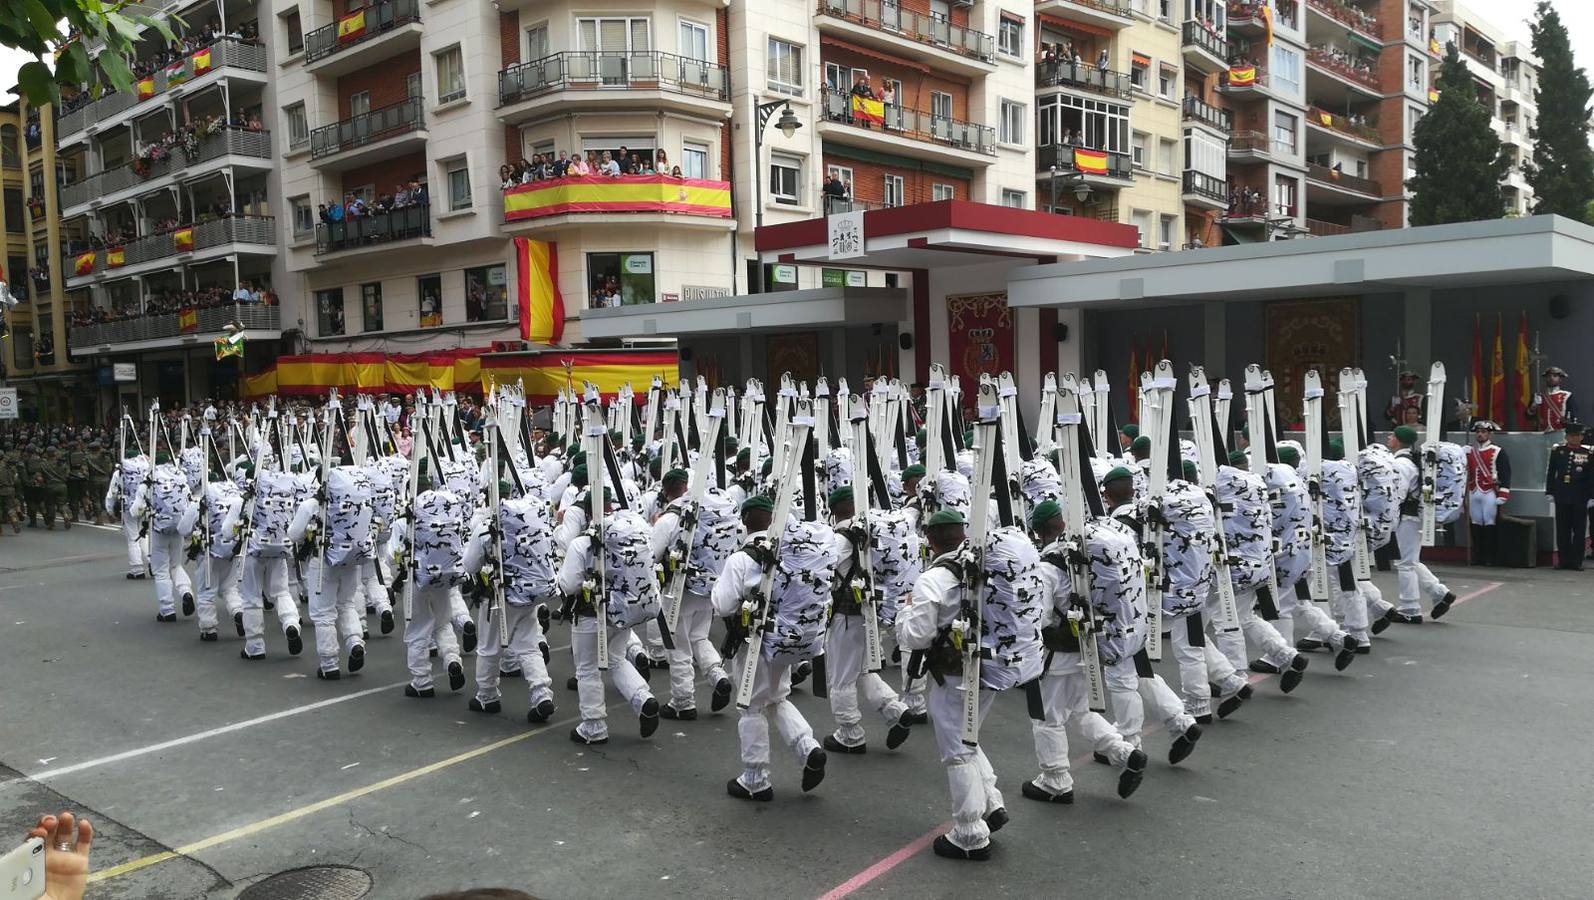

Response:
(752, 99), (803, 231)
(1047, 164), (1091, 213)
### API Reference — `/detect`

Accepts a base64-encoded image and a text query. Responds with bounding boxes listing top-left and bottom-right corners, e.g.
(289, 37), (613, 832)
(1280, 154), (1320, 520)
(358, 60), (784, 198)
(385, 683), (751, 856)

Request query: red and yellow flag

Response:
(1469, 314), (1483, 419)
(337, 10), (366, 42)
(178, 307), (198, 333)
(1318, 111), (1334, 126)
(1261, 5), (1274, 47)
(136, 76), (156, 99)
(503, 175), (731, 221)
(515, 237), (565, 345)
(1489, 312), (1505, 425)
(191, 48), (212, 75)
(849, 94), (885, 125)
(73, 252), (95, 276)
(173, 227), (194, 252)
(1073, 148), (1108, 174)
(1514, 310), (1530, 430)
(1127, 335), (1139, 424)
(106, 247), (125, 268)
(1428, 89), (1440, 103)
(1227, 65), (1257, 86)
(482, 351), (679, 405)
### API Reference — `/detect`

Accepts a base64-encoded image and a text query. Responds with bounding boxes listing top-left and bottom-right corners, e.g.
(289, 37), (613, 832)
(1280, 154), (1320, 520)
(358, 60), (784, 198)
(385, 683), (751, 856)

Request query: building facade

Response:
(1432, 0), (1538, 217)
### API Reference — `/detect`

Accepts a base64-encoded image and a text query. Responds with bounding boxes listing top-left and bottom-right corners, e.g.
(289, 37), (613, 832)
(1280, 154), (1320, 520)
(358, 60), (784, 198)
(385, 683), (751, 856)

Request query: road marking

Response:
(1451, 581), (1503, 606)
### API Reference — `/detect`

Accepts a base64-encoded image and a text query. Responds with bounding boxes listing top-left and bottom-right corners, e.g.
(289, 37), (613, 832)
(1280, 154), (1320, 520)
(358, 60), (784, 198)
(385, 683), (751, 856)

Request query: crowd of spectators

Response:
(69, 282), (275, 327)
(1226, 186), (1271, 218)
(500, 147), (680, 188)
(57, 19), (262, 114)
(1038, 42), (1113, 72)
(128, 112), (262, 178)
(1309, 42), (1378, 83)
(61, 209), (230, 257)
(318, 181), (429, 225)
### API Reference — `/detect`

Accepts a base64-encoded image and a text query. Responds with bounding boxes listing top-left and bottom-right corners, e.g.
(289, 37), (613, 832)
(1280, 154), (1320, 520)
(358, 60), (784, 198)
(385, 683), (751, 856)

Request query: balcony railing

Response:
(1046, 0), (1132, 20)
(503, 176), (731, 223)
(1221, 192), (1273, 218)
(817, 0), (996, 63)
(305, 0), (420, 63)
(1221, 64), (1268, 88)
(1461, 43), (1496, 72)
(57, 40), (269, 137)
(64, 216), (276, 277)
(70, 303), (279, 350)
(1182, 94), (1232, 132)
(59, 128), (272, 209)
(1036, 60), (1132, 98)
(1037, 142), (1133, 179)
(1305, 0), (1381, 40)
(1306, 162), (1381, 196)
(1306, 107), (1380, 144)
(315, 203), (431, 254)
(1182, 170), (1227, 203)
(310, 97), (425, 160)
(820, 193), (891, 216)
(1307, 48), (1380, 90)
(819, 87), (996, 156)
(499, 51), (729, 106)
(1182, 21), (1229, 61)
(1229, 130), (1276, 154)
(1230, 0), (1297, 29)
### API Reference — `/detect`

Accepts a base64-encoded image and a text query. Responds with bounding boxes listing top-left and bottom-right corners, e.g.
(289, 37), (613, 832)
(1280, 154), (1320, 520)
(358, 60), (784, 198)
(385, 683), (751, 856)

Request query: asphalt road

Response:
(1, 522), (1589, 899)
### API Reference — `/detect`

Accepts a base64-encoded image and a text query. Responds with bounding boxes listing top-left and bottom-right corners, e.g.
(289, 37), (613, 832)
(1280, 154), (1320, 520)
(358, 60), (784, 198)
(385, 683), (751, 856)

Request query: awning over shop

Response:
(580, 287), (911, 342)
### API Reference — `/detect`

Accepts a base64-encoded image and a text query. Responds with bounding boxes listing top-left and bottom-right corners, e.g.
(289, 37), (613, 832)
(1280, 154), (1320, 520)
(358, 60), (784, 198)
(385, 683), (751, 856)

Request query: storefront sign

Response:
(682, 284), (731, 301)
(113, 363), (138, 382)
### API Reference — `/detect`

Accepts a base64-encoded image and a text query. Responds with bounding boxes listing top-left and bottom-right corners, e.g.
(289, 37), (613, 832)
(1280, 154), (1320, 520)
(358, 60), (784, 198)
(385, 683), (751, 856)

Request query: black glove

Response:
(746, 540), (775, 568)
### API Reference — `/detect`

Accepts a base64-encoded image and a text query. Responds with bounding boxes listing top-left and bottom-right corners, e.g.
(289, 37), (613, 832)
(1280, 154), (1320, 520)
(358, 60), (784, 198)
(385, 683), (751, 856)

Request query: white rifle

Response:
(1421, 361), (1446, 546)
(581, 384), (612, 671)
(956, 382), (1002, 746)
(1341, 368), (1375, 583)
(1141, 360), (1177, 661)
(662, 389), (727, 632)
(1302, 371), (1333, 603)
(1055, 378), (1107, 712)
(845, 392), (886, 674)
(1243, 364), (1283, 621)
(1188, 366), (1242, 634)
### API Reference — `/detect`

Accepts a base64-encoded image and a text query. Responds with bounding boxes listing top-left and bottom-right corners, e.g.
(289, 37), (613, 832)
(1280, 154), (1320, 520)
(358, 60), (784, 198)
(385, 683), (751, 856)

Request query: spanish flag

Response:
(1428, 89), (1440, 102)
(173, 227), (194, 252)
(1489, 312), (1505, 425)
(850, 95), (885, 125)
(337, 10), (366, 43)
(73, 252), (95, 276)
(515, 237), (565, 345)
(1261, 5), (1274, 47)
(1228, 65), (1257, 87)
(191, 48), (212, 75)
(178, 307), (198, 333)
(1429, 38), (1441, 55)
(503, 175), (731, 221)
(481, 351), (679, 405)
(1513, 310), (1530, 430)
(1318, 111), (1333, 126)
(106, 247), (125, 268)
(137, 76), (156, 99)
(1073, 147), (1108, 175)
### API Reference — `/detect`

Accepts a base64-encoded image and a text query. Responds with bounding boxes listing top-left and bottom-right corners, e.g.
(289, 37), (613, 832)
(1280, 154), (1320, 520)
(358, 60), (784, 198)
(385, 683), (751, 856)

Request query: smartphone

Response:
(0, 837), (44, 900)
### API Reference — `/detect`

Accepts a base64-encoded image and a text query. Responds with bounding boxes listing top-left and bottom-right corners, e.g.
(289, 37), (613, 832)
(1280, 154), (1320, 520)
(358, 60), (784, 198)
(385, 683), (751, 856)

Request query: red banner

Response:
(946, 292), (1013, 404)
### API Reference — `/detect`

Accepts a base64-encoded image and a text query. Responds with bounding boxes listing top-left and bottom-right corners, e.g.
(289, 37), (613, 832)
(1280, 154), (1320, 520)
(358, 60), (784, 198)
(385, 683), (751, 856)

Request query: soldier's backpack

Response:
(977, 525), (1045, 690)
(763, 519), (839, 664)
(598, 509), (661, 629)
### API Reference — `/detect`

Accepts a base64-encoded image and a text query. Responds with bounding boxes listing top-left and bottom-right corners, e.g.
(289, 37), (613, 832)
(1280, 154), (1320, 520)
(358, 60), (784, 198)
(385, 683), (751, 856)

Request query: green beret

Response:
(499, 479), (515, 496)
(1181, 459), (1198, 480)
(1240, 424), (1250, 440)
(902, 463), (926, 480)
(915, 427), (926, 448)
(828, 486), (853, 507)
(663, 467), (690, 485)
(1102, 465), (1133, 485)
(1227, 450), (1247, 465)
(736, 447), (751, 462)
(571, 464), (588, 487)
(566, 444), (580, 456)
(1121, 424), (1139, 438)
(725, 437), (739, 451)
(761, 458), (773, 476)
(155, 451), (171, 465)
(416, 458), (432, 491)
(570, 450), (587, 466)
(926, 508), (967, 528)
(1131, 435), (1151, 453)
(238, 461), (255, 478)
(741, 495), (773, 515)
(962, 429), (974, 446)
(125, 446), (141, 458)
(1278, 446), (1300, 465)
(1028, 499), (1062, 530)
(1393, 425), (1418, 446)
(1327, 439), (1345, 461)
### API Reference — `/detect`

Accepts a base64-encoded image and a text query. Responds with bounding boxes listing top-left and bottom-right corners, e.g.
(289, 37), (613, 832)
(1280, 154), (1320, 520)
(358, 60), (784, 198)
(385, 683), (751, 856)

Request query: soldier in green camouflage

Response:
(0, 448), (18, 535)
(67, 438), (91, 526)
(23, 444), (50, 528)
(44, 444), (70, 529)
(88, 440), (114, 525)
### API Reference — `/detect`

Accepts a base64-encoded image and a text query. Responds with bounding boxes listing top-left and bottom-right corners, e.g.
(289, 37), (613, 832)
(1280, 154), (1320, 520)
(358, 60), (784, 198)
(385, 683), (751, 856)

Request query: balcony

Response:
(1228, 129), (1289, 162)
(816, 0), (996, 73)
(70, 303), (280, 355)
(64, 216), (277, 285)
(817, 87), (997, 165)
(1182, 95), (1232, 133)
(819, 193), (890, 216)
(498, 51), (729, 123)
(1182, 22), (1229, 73)
(1036, 60), (1132, 99)
(1218, 63), (1268, 94)
(309, 97), (426, 170)
(1230, 0), (1298, 33)
(1218, 192), (1277, 221)
(315, 203), (432, 255)
(1037, 142), (1134, 183)
(59, 128), (272, 213)
(1305, 107), (1381, 147)
(1182, 170), (1228, 209)
(1304, 216), (1383, 236)
(1307, 47), (1381, 93)
(501, 175), (734, 231)
(304, 0), (422, 77)
(56, 40), (269, 140)
(1036, 0), (1134, 32)
(1305, 0), (1382, 42)
(1305, 161), (1382, 198)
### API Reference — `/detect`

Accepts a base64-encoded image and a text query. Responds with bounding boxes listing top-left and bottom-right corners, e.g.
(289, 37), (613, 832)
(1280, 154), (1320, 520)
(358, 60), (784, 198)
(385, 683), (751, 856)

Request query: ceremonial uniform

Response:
(1466, 432), (1511, 566)
(1544, 431), (1593, 570)
(463, 493), (557, 719)
(651, 487), (738, 717)
(822, 504), (915, 751)
(1270, 453), (1358, 661)
(1154, 478), (1230, 717)
(106, 454), (151, 576)
(400, 480), (469, 693)
(239, 467), (304, 659)
(134, 461), (195, 620)
(1392, 438), (1455, 616)
(1211, 467), (1302, 682)
(1321, 457), (1374, 645)
(189, 477), (244, 638)
(292, 466), (375, 677)
(1529, 385), (1574, 433)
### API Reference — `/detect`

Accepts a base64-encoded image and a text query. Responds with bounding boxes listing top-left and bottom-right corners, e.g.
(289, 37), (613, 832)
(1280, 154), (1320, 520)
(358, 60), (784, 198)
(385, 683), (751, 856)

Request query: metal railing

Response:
(1306, 107), (1380, 143)
(64, 216), (277, 277)
(1182, 94), (1232, 132)
(1036, 60), (1132, 98)
(1182, 170), (1227, 202)
(310, 97), (425, 160)
(817, 0), (996, 62)
(1221, 64), (1268, 88)
(1305, 216), (1384, 236)
(821, 193), (890, 215)
(1045, 0), (1132, 19)
(1307, 48), (1380, 90)
(305, 0), (420, 63)
(70, 303), (279, 349)
(60, 128), (272, 209)
(1229, 129), (1277, 154)
(819, 87), (996, 156)
(1037, 142), (1133, 179)
(1306, 162), (1381, 196)
(1305, 0), (1381, 39)
(315, 203), (431, 254)
(57, 40), (269, 137)
(1181, 21), (1229, 62)
(499, 51), (729, 106)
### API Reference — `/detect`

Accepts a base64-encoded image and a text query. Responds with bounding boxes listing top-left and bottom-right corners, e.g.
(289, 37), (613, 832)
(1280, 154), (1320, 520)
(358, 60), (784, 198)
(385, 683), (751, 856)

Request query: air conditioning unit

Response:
(951, 0), (973, 7)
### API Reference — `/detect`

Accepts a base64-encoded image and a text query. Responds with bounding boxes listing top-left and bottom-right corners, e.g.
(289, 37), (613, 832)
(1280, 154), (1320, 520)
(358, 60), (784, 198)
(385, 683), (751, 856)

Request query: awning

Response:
(820, 35), (931, 75)
(1038, 13), (1115, 39)
(580, 287), (911, 341)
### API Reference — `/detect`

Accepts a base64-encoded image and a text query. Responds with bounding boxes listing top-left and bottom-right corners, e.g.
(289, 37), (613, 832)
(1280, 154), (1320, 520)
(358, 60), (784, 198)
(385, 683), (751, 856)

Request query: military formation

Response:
(0, 424), (119, 533)
(52, 360), (1478, 862)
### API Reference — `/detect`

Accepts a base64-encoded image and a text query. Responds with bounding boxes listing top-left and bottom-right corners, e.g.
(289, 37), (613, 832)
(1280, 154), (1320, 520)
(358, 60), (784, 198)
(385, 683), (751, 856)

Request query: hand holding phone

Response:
(0, 837), (44, 900)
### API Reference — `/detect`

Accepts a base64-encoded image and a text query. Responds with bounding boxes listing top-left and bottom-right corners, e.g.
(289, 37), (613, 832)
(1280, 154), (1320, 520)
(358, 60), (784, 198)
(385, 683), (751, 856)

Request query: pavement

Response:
(1, 521), (1591, 899)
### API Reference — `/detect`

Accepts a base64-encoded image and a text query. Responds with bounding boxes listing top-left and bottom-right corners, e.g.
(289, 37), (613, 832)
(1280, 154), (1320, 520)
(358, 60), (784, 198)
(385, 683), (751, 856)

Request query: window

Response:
(579, 17), (651, 52)
(1001, 189), (1026, 208)
(682, 142), (708, 179)
(1158, 214), (1175, 251)
(769, 153), (801, 204)
(291, 196), (313, 236)
(1273, 175), (1297, 217)
(932, 183), (956, 201)
(349, 91), (370, 118)
(932, 91), (952, 121)
(464, 265), (509, 321)
(825, 164), (854, 206)
(680, 20), (709, 61)
(418, 274), (442, 327)
(768, 38), (804, 96)
(1158, 138), (1177, 175)
(406, 72), (422, 100)
(526, 24), (549, 61)
(1037, 93), (1131, 152)
(998, 15), (1024, 58)
(1273, 110), (1297, 153)
(283, 10), (303, 55)
(883, 174), (904, 208)
(4, 188), (22, 233)
(316, 288), (345, 337)
(284, 102), (308, 149)
(1184, 127), (1226, 178)
(1407, 104), (1423, 139)
(1158, 65), (1176, 99)
(1131, 131), (1149, 168)
(361, 282), (383, 332)
(1130, 55), (1149, 91)
(1158, 0), (1173, 20)
(1132, 209), (1153, 248)
(586, 253), (655, 307)
(436, 157), (470, 211)
(1000, 100), (1025, 144)
(435, 46), (465, 103)
(1271, 46), (1300, 96)
(1408, 54), (1425, 90)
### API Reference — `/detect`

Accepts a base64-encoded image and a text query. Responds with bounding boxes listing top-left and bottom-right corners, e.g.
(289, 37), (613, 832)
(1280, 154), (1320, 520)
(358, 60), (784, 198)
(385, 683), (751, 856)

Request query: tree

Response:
(1407, 43), (1508, 226)
(0, 0), (177, 109)
(1525, 1), (1594, 220)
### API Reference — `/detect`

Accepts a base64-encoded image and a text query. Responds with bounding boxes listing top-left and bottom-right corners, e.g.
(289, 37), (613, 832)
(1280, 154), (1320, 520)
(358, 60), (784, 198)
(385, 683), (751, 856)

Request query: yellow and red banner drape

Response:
(191, 48), (212, 75)
(73, 252), (95, 276)
(1127, 335), (1139, 424)
(137, 76), (156, 99)
(337, 10), (367, 42)
(514, 237), (564, 345)
(1428, 89), (1440, 102)
(178, 308), (199, 333)
(1318, 111), (1334, 126)
(1261, 5), (1274, 47)
(503, 175), (732, 222)
(1513, 310), (1530, 430)
(850, 94), (885, 124)
(481, 351), (680, 405)
(1228, 65), (1257, 86)
(106, 247), (125, 268)
(1488, 312), (1505, 425)
(1073, 148), (1108, 174)
(173, 227), (195, 252)
(1469, 314), (1483, 418)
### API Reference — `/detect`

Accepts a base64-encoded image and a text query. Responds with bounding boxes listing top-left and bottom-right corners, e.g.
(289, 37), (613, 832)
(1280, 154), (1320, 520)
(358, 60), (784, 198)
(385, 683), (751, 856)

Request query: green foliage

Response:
(0, 0), (179, 108)
(1525, 1), (1594, 220)
(1407, 43), (1509, 226)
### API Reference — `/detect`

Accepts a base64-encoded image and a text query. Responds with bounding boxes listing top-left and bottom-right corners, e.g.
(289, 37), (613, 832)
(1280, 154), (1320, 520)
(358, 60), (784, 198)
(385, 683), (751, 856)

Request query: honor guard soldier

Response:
(1466, 421), (1511, 566)
(1545, 422), (1593, 570)
(1385, 371), (1423, 427)
(1530, 367), (1575, 433)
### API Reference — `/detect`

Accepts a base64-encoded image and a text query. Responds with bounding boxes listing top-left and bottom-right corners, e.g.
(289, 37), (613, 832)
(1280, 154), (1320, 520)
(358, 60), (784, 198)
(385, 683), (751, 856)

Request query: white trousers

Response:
(195, 554), (242, 632)
(1168, 612), (1214, 717)
(403, 584), (461, 689)
(122, 510), (147, 573)
(1031, 657), (1136, 793)
(475, 602), (554, 708)
(897, 634), (927, 714)
(1105, 656), (1195, 748)
(1211, 587), (1295, 673)
(240, 556), (301, 656)
(824, 614), (906, 745)
(149, 530), (192, 616)
(1395, 515), (1449, 612)
(927, 677), (1001, 851)
(310, 560), (366, 673)
(732, 649), (820, 793)
(359, 557), (392, 615)
(1468, 488), (1501, 525)
(666, 591), (728, 711)
(572, 618), (653, 741)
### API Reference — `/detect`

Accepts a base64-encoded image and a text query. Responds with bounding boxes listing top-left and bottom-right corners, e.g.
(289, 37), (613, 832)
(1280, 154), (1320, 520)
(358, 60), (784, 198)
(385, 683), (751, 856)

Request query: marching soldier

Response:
(106, 445), (151, 577)
(1466, 421), (1511, 566)
(1387, 426), (1456, 621)
(66, 439), (91, 525)
(1529, 367), (1575, 433)
(1544, 422), (1593, 571)
(463, 479), (558, 723)
(650, 468), (738, 719)
(0, 448), (18, 535)
(132, 452), (195, 622)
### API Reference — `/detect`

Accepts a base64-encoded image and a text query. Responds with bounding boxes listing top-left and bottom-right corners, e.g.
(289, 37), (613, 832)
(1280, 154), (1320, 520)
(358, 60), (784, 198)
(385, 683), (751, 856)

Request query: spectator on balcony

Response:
(849, 73), (875, 100)
(233, 282), (254, 303)
(555, 151), (572, 177)
(615, 146), (633, 174)
(408, 180), (427, 206)
(823, 173), (848, 202)
(211, 196), (233, 219)
(326, 197), (345, 223)
(346, 193), (368, 219)
(393, 182), (411, 207)
(1097, 49), (1109, 73)
(630, 153), (646, 175)
(599, 152), (620, 177)
(499, 165), (516, 190)
(654, 149), (669, 174)
(570, 154), (592, 177)
(670, 165), (683, 178)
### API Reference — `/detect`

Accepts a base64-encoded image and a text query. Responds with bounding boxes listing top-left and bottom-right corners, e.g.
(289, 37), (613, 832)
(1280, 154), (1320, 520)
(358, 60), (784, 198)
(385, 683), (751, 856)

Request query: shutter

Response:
(578, 19), (596, 52)
(599, 19), (626, 51)
(630, 18), (650, 52)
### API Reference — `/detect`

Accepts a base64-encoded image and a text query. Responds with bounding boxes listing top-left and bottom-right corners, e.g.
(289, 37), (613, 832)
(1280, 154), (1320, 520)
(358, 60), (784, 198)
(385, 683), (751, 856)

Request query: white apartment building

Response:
(1433, 0), (1538, 216)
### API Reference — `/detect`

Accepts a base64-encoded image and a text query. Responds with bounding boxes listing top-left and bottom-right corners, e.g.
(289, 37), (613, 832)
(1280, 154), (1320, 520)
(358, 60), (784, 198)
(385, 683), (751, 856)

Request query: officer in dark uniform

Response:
(1544, 422), (1594, 571)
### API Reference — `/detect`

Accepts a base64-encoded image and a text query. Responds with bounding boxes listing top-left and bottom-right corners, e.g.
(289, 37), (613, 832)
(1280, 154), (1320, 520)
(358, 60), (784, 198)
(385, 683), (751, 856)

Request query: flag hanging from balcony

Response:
(1261, 5), (1274, 47)
(178, 307), (199, 333)
(850, 94), (885, 125)
(73, 252), (94, 276)
(173, 227), (194, 252)
(106, 247), (125, 268)
(1428, 89), (1440, 103)
(164, 60), (189, 86)
(214, 332), (245, 360)
(1318, 111), (1333, 126)
(515, 237), (565, 345)
(1073, 148), (1108, 175)
(337, 10), (367, 43)
(136, 76), (156, 99)
(503, 175), (732, 220)
(1228, 65), (1257, 86)
(1514, 310), (1530, 430)
(191, 48), (212, 75)
(481, 351), (680, 405)
(1429, 38), (1441, 56)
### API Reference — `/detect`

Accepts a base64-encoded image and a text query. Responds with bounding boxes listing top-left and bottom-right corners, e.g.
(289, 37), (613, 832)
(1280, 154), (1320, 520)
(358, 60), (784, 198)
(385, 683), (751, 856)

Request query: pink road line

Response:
(1451, 581), (1504, 606)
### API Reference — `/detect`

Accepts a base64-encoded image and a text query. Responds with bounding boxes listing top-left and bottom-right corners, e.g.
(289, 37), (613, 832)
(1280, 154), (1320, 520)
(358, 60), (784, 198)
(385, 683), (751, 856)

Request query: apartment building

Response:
(1433, 0), (1538, 217)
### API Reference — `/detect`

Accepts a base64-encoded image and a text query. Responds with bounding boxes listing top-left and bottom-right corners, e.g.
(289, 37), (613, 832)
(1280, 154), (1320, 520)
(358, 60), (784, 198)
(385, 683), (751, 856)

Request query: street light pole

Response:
(750, 98), (802, 292)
